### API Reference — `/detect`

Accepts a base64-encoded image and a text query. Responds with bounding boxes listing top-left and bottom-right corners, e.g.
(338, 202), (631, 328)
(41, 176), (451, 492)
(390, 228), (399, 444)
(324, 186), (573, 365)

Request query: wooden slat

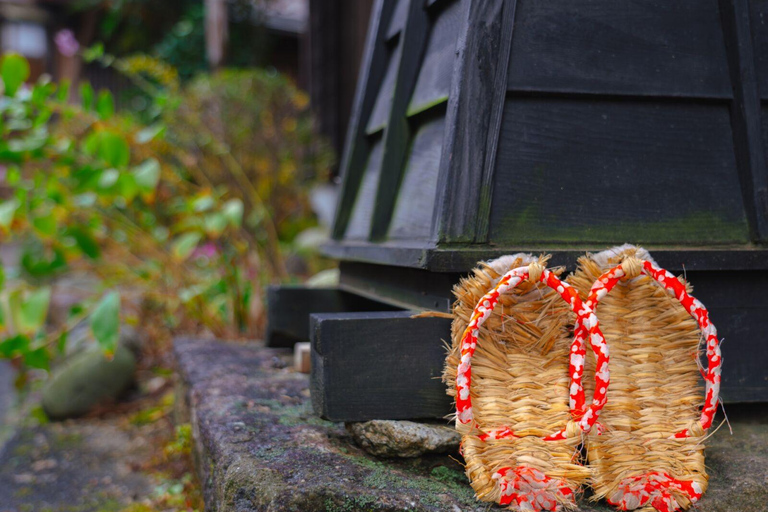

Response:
(385, 0), (410, 41)
(310, 311), (452, 421)
(688, 269), (768, 402)
(387, 116), (446, 240)
(309, 272), (768, 422)
(749, 0), (768, 98)
(331, 0), (396, 239)
(433, 0), (517, 243)
(721, 0), (768, 241)
(507, 0), (732, 99)
(339, 260), (456, 311)
(265, 286), (399, 347)
(322, 240), (768, 273)
(369, 0), (431, 240)
(344, 137), (384, 239)
(487, 98), (751, 245)
(407, 0), (463, 116)
(365, 43), (403, 135)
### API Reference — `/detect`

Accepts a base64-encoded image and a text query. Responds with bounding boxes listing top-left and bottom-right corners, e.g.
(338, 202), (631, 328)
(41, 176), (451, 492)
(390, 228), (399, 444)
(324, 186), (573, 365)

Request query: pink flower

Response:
(55, 29), (80, 57)
(191, 242), (219, 260)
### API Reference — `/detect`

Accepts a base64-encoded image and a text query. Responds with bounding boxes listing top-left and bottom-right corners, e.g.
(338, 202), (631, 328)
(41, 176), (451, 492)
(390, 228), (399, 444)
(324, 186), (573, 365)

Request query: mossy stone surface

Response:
(174, 338), (768, 512)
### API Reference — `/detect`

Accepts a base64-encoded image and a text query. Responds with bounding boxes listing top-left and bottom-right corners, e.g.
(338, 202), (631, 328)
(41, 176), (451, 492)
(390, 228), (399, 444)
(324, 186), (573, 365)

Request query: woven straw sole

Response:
(444, 255), (589, 510)
(570, 246), (708, 512)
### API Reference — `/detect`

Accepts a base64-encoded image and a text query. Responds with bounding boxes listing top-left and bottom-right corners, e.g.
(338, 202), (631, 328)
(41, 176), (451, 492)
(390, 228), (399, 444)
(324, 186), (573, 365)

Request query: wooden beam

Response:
(266, 286), (398, 348)
(433, 0), (516, 243)
(310, 311), (452, 421)
(204, 0), (228, 69)
(322, 239), (768, 272)
(369, 0), (431, 240)
(331, 0), (397, 239)
(719, 0), (768, 241)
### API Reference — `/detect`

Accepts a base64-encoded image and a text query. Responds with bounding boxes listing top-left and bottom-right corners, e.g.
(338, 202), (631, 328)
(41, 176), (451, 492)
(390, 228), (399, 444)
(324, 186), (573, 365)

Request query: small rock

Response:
(346, 420), (461, 458)
(41, 343), (136, 420)
(31, 459), (57, 472)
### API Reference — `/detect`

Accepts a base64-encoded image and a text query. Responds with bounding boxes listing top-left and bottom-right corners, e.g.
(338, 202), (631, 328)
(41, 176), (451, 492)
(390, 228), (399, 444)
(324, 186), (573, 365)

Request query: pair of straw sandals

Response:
(444, 245), (722, 512)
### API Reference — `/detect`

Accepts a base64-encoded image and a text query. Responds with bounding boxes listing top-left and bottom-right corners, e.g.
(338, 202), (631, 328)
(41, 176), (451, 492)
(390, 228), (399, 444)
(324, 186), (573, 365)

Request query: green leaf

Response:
(10, 288), (51, 334)
(115, 173), (139, 203)
(81, 43), (104, 63)
(172, 232), (202, 260)
(57, 331), (68, 354)
(80, 82), (94, 110)
(221, 199), (244, 227)
(135, 124), (165, 144)
(132, 158), (161, 191)
(21, 245), (67, 278)
(0, 198), (19, 229)
(69, 227), (101, 259)
(6, 166), (20, 185)
(23, 347), (50, 370)
(98, 168), (120, 188)
(191, 196), (215, 212)
(96, 90), (114, 119)
(56, 80), (71, 102)
(0, 261), (4, 290)
(203, 213), (227, 236)
(0, 334), (29, 358)
(32, 210), (57, 236)
(1, 53), (30, 96)
(97, 132), (130, 167)
(90, 291), (120, 355)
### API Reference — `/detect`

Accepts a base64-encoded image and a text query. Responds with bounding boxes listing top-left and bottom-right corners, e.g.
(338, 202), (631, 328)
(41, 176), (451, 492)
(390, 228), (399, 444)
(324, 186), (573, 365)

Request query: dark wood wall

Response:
(326, 0), (768, 274)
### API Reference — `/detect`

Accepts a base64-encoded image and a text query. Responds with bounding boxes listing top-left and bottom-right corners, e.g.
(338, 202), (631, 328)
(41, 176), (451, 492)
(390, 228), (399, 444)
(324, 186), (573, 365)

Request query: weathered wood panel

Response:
(339, 261), (457, 311)
(332, 0), (396, 239)
(385, 0), (410, 41)
(723, 0), (768, 241)
(488, 98), (750, 244)
(345, 138), (384, 239)
(310, 311), (452, 421)
(434, 0), (517, 243)
(407, 0), (463, 116)
(689, 270), (768, 402)
(508, 0), (732, 99)
(370, 0), (431, 240)
(750, 0), (768, 98)
(307, 271), (768, 422)
(388, 116), (446, 240)
(366, 42), (403, 135)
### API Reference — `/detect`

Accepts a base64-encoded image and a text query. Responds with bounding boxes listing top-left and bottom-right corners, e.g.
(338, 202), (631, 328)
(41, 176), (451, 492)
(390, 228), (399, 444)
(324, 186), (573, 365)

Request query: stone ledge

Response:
(173, 337), (768, 512)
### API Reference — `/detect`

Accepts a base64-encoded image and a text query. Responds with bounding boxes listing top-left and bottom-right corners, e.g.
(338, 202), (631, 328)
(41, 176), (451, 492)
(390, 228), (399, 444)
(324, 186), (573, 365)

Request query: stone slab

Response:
(173, 337), (768, 512)
(0, 420), (154, 512)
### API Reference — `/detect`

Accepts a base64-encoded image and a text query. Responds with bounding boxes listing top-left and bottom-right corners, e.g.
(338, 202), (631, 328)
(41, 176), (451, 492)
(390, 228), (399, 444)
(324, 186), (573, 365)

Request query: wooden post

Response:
(205, 0), (228, 70)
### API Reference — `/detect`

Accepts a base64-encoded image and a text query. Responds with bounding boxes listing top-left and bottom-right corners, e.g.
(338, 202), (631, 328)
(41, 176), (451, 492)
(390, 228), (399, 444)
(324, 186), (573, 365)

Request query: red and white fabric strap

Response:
(456, 263), (609, 441)
(584, 258), (722, 438)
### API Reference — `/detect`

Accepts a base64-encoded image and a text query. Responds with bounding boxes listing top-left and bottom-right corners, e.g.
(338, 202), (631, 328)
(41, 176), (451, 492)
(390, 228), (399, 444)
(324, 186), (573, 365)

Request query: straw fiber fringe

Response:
(570, 247), (707, 511)
(443, 255), (589, 507)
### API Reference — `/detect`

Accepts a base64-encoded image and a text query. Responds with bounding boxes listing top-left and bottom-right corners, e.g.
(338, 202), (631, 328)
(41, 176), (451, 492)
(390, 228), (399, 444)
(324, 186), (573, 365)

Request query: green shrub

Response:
(0, 51), (333, 377)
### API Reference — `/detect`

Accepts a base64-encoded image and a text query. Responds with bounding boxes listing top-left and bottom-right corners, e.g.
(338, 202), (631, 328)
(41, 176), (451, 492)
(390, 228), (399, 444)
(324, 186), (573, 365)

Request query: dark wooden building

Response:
(270, 0), (768, 421)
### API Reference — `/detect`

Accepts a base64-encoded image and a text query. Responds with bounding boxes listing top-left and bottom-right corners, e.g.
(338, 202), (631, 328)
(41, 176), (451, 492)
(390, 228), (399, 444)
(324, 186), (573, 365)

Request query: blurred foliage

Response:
(73, 0), (274, 80)
(0, 50), (333, 378)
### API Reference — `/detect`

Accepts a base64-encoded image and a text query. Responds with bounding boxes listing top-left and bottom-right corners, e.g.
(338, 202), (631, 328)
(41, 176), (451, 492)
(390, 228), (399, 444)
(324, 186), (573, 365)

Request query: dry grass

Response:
(443, 255), (589, 506)
(569, 248), (707, 508)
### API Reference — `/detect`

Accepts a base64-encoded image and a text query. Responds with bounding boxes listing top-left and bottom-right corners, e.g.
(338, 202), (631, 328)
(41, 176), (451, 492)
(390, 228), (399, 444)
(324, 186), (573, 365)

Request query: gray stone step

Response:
(173, 337), (768, 512)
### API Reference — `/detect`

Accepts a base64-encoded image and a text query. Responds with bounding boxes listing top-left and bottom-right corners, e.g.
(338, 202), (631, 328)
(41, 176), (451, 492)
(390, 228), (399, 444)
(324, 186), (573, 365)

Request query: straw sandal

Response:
(570, 246), (722, 512)
(444, 254), (609, 511)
